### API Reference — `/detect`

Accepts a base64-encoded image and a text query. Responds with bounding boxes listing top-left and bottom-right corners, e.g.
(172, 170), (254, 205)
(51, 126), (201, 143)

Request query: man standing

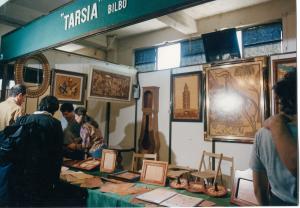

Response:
(60, 102), (75, 130)
(0, 84), (26, 130)
(11, 95), (63, 206)
(250, 71), (297, 206)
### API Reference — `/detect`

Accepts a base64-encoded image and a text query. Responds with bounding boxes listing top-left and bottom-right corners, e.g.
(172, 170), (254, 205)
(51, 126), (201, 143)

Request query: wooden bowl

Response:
(185, 181), (206, 193)
(169, 178), (188, 189)
(206, 185), (227, 197)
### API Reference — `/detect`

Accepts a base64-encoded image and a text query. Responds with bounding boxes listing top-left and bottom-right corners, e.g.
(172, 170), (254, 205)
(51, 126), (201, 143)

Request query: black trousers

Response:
(270, 192), (297, 206)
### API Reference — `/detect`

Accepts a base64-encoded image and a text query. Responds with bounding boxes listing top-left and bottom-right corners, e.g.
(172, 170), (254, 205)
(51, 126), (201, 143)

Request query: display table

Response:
(58, 168), (232, 207)
(86, 183), (232, 207)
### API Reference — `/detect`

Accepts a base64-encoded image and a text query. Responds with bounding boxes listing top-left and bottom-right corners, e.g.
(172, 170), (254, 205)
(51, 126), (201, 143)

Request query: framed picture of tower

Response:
(171, 71), (203, 122)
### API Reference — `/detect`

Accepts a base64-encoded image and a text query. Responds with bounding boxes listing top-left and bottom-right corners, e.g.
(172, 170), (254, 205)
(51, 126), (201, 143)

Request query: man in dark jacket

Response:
(11, 95), (63, 206)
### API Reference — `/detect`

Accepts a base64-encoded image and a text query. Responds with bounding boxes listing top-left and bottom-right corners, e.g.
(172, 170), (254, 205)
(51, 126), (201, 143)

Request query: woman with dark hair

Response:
(74, 107), (88, 124)
(80, 119), (106, 158)
(63, 106), (105, 159)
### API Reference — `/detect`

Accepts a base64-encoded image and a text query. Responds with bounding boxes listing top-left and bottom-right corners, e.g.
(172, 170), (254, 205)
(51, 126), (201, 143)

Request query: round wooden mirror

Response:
(14, 54), (51, 98)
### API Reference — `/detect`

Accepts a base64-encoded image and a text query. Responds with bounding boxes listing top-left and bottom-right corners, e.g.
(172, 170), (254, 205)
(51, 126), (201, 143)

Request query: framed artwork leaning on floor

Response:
(171, 71), (203, 122)
(204, 57), (268, 143)
(51, 69), (87, 104)
(270, 52), (296, 115)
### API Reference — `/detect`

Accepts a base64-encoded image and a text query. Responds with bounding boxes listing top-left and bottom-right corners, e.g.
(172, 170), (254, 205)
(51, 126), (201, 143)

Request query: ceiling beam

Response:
(0, 14), (25, 27)
(75, 34), (108, 50)
(0, 2), (44, 23)
(157, 11), (198, 34)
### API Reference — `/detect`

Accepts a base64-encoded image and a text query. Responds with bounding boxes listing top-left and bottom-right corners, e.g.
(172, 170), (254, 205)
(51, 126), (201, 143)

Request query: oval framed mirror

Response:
(14, 53), (51, 98)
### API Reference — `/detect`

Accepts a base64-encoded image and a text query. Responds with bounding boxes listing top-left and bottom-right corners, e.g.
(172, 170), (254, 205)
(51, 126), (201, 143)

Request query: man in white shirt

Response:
(0, 84), (26, 131)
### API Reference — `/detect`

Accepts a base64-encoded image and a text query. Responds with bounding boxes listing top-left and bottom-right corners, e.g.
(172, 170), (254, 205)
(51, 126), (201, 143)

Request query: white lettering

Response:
(62, 2), (99, 31)
(81, 8), (87, 23)
(64, 14), (69, 30)
(107, 0), (127, 15)
(108, 5), (112, 14)
(123, 0), (127, 8)
(114, 3), (118, 12)
(87, 5), (90, 21)
(75, 10), (81, 26)
(68, 13), (74, 29)
(118, 1), (122, 11)
(91, 3), (98, 20)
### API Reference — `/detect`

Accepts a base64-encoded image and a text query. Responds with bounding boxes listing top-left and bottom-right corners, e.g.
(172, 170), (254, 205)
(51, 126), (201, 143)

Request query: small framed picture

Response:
(140, 160), (168, 186)
(51, 69), (87, 104)
(100, 149), (117, 173)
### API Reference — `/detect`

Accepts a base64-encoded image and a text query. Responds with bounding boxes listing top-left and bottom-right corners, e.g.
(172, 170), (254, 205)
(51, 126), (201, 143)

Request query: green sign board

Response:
(1, 0), (212, 61)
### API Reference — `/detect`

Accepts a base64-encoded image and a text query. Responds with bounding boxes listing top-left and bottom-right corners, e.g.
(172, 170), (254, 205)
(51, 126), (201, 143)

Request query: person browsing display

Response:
(250, 71), (297, 206)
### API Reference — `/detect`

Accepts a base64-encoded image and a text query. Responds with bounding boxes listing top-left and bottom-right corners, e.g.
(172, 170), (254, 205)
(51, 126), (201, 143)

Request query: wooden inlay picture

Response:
(171, 72), (202, 122)
(88, 68), (132, 101)
(51, 69), (86, 104)
(100, 149), (117, 173)
(205, 58), (267, 143)
(140, 160), (168, 186)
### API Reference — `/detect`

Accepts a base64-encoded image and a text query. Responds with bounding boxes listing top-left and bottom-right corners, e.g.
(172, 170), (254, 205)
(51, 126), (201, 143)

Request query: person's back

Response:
(11, 96), (63, 206)
(250, 71), (298, 205)
(0, 84), (26, 131)
(251, 124), (297, 204)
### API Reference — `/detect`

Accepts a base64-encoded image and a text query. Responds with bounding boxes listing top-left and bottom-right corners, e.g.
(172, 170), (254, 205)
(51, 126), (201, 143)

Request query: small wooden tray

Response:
(63, 159), (80, 167)
(63, 158), (101, 171)
(108, 171), (140, 182)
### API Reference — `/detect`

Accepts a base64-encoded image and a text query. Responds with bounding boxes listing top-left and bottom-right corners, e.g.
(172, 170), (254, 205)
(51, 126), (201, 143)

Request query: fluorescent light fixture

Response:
(56, 43), (85, 52)
(0, 0), (9, 7)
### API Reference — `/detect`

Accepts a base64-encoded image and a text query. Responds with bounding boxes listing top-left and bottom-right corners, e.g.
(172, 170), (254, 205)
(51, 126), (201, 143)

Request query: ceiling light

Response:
(56, 43), (85, 52)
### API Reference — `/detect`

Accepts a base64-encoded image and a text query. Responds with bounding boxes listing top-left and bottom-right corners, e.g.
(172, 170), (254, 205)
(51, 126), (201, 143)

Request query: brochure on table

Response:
(136, 188), (204, 207)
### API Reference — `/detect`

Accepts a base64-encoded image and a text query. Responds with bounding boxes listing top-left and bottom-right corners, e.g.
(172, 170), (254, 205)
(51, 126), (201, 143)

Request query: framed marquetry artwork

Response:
(204, 57), (268, 143)
(270, 52), (296, 115)
(140, 160), (168, 186)
(87, 68), (133, 102)
(171, 71), (202, 122)
(100, 149), (117, 173)
(51, 69), (87, 104)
